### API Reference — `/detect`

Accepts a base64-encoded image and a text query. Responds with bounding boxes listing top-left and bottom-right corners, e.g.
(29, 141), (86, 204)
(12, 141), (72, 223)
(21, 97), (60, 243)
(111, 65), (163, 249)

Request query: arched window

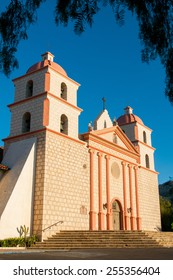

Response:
(61, 83), (67, 100)
(60, 114), (68, 135)
(143, 131), (147, 143)
(26, 80), (33, 97)
(145, 154), (150, 168)
(22, 112), (31, 133)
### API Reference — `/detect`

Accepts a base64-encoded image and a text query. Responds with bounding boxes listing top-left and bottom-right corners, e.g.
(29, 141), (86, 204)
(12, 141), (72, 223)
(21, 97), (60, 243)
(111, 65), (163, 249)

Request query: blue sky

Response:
(0, 1), (173, 184)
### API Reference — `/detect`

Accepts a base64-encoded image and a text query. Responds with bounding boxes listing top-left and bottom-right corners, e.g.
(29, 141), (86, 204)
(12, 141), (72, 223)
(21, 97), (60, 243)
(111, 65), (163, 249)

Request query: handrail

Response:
(42, 221), (63, 232)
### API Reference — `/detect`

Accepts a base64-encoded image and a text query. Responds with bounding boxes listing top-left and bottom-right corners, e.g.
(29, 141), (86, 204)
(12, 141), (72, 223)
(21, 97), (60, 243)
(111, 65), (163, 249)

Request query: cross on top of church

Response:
(102, 97), (106, 110)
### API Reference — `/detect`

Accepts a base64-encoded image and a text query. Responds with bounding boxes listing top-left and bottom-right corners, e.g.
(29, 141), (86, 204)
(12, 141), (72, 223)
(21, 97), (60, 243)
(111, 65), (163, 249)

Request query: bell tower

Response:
(117, 106), (155, 171)
(1, 53), (83, 239)
(8, 52), (82, 141)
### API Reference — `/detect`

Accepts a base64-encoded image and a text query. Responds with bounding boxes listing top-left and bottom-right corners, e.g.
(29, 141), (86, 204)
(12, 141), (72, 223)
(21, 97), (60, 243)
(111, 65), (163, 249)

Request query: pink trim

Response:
(3, 128), (85, 146)
(43, 98), (50, 126)
(89, 149), (96, 230)
(119, 121), (152, 132)
(134, 166), (142, 230)
(134, 140), (156, 150)
(46, 128), (85, 145)
(121, 161), (128, 230)
(139, 165), (159, 175)
(48, 92), (83, 113)
(105, 155), (111, 230)
(3, 128), (46, 142)
(97, 152), (104, 230)
(8, 92), (47, 108)
(83, 126), (139, 155)
(45, 72), (50, 92)
(87, 144), (139, 169)
(128, 164), (136, 230)
(85, 134), (139, 160)
(134, 124), (139, 140)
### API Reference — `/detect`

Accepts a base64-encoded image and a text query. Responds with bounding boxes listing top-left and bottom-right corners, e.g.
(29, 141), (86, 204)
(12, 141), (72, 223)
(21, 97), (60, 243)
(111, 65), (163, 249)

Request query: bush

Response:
(0, 235), (39, 247)
(25, 235), (39, 247)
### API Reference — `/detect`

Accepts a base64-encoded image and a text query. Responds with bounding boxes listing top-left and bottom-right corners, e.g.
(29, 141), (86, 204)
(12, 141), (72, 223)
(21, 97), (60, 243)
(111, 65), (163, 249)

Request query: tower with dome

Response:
(0, 52), (161, 240)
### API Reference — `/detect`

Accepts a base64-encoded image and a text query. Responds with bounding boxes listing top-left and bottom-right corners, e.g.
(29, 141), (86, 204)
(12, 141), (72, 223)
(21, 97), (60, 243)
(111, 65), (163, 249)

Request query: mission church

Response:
(0, 52), (161, 240)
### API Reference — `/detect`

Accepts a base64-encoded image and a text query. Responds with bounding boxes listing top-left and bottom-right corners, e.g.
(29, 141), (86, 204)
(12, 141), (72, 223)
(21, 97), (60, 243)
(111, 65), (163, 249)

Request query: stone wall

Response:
(138, 167), (161, 230)
(40, 130), (89, 239)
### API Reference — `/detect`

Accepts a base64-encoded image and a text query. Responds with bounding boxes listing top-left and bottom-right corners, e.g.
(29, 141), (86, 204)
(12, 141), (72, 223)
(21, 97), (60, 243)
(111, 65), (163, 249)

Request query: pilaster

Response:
(134, 166), (142, 230)
(105, 155), (111, 230)
(121, 161), (128, 230)
(89, 149), (96, 230)
(128, 164), (136, 230)
(97, 152), (104, 230)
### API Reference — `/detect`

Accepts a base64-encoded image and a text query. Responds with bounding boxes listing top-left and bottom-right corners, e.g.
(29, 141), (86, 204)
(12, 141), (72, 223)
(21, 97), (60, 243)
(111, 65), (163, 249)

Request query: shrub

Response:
(0, 235), (38, 247)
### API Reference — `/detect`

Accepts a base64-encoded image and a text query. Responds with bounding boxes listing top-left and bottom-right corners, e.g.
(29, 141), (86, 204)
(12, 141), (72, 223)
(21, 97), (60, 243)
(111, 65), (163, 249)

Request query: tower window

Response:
(143, 131), (147, 144)
(22, 112), (31, 133)
(60, 114), (68, 135)
(104, 120), (107, 128)
(145, 154), (150, 169)
(26, 80), (33, 97)
(61, 83), (67, 100)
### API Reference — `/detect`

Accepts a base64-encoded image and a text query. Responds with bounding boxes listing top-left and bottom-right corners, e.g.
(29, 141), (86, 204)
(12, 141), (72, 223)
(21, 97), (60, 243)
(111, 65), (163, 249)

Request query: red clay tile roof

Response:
(26, 60), (67, 76)
(117, 114), (143, 125)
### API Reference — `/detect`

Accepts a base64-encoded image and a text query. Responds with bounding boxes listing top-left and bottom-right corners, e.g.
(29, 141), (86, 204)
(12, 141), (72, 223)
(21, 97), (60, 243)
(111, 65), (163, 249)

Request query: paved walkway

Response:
(0, 248), (173, 260)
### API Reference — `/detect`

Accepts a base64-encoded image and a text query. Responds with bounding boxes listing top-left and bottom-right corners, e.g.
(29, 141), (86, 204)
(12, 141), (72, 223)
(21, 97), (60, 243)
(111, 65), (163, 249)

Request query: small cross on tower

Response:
(102, 97), (106, 110)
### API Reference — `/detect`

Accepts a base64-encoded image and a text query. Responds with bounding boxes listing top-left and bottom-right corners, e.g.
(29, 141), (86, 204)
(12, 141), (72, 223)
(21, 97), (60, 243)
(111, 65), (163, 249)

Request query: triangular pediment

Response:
(90, 125), (139, 154)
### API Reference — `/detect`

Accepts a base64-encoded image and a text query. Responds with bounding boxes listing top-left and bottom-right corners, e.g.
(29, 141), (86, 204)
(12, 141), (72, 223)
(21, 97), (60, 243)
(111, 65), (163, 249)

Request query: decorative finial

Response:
(124, 106), (133, 115)
(88, 121), (93, 132)
(102, 97), (106, 110)
(113, 117), (118, 126)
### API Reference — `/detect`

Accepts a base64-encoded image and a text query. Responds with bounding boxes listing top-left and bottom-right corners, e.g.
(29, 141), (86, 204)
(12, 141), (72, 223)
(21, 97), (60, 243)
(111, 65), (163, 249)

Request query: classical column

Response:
(105, 155), (111, 230)
(121, 161), (128, 230)
(134, 166), (142, 230)
(128, 164), (136, 230)
(89, 149), (96, 230)
(97, 152), (104, 230)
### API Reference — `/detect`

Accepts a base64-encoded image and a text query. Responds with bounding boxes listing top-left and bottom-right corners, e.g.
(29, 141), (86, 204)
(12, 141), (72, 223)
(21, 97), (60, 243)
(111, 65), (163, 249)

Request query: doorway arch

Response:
(111, 199), (123, 230)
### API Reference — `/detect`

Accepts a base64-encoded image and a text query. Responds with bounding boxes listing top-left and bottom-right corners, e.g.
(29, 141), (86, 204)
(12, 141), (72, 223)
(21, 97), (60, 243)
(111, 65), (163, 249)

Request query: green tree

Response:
(160, 196), (173, 231)
(0, 1), (173, 103)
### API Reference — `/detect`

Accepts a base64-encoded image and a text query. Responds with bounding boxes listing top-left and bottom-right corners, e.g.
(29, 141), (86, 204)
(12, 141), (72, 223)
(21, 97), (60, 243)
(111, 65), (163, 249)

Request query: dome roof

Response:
(117, 114), (143, 125)
(117, 106), (143, 125)
(26, 52), (67, 76)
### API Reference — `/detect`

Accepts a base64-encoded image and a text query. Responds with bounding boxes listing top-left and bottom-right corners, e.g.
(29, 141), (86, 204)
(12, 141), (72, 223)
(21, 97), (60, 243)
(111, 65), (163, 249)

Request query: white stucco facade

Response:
(0, 138), (37, 239)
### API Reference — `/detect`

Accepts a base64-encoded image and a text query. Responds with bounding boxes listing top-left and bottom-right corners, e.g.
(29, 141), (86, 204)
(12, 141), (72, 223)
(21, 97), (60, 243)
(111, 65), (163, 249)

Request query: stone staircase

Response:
(145, 231), (173, 248)
(30, 230), (173, 250)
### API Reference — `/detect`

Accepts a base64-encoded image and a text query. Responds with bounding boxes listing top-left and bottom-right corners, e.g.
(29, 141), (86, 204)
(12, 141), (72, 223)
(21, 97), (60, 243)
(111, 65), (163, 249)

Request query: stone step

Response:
(31, 230), (173, 250)
(31, 243), (161, 249)
(48, 235), (148, 239)
(36, 240), (158, 244)
(57, 230), (144, 234)
(44, 238), (157, 242)
(52, 234), (147, 238)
